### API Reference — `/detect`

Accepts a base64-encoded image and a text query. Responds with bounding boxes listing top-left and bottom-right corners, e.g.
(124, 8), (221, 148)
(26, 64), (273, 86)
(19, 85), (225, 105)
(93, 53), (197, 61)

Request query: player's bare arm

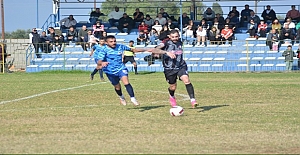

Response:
(97, 60), (109, 69)
(150, 48), (176, 59)
(89, 49), (94, 57)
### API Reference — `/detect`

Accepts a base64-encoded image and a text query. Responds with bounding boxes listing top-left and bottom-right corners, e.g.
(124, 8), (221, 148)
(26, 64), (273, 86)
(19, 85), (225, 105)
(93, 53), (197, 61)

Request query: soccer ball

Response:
(170, 106), (184, 116)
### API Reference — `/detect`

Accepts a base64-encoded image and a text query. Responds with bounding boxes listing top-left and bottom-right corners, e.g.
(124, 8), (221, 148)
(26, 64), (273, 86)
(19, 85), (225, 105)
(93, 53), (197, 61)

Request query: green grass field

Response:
(1, 71), (300, 154)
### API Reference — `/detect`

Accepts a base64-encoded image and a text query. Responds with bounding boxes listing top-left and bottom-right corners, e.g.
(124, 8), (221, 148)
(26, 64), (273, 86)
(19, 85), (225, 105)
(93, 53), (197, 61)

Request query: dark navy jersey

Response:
(160, 40), (187, 69)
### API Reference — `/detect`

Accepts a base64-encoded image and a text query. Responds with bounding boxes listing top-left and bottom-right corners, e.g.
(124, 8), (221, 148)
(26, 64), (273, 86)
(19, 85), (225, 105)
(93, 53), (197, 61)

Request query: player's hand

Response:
(102, 62), (109, 67)
(166, 52), (176, 59)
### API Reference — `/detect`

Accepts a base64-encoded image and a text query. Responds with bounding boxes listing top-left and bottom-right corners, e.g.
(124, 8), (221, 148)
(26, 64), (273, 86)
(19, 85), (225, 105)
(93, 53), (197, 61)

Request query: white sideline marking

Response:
(0, 82), (107, 105)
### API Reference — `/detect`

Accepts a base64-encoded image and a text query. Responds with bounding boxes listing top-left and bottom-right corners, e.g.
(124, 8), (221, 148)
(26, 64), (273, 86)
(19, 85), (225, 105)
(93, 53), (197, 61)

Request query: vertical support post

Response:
(37, 0), (39, 28)
(246, 40), (249, 72)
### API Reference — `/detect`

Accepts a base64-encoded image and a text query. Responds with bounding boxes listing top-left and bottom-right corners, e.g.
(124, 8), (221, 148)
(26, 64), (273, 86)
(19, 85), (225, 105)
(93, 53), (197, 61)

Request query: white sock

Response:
(190, 98), (196, 102)
(130, 97), (136, 101)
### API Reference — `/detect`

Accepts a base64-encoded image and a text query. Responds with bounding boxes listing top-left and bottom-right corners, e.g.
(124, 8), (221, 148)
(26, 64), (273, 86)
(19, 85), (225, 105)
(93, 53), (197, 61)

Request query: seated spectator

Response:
(266, 29), (280, 51)
(221, 25), (233, 45)
(247, 19), (257, 38)
(166, 19), (175, 30)
(198, 19), (210, 31)
(143, 14), (154, 29)
(271, 19), (282, 33)
(228, 6), (240, 19)
(284, 18), (296, 29)
(183, 25), (196, 45)
(93, 21), (104, 38)
(149, 28), (159, 45)
(60, 15), (77, 29)
(78, 25), (88, 51)
(296, 22), (300, 43)
(137, 31), (148, 45)
(178, 12), (190, 28)
(261, 5), (277, 23)
(228, 12), (239, 28)
(158, 25), (170, 41)
(138, 21), (148, 32)
(208, 26), (221, 45)
(224, 18), (236, 33)
(159, 8), (170, 19)
(247, 11), (260, 24)
(155, 13), (167, 26)
(52, 35), (64, 52)
(83, 30), (94, 50)
(257, 20), (267, 37)
(286, 5), (300, 22)
(133, 8), (144, 23)
(196, 26), (206, 46)
(65, 26), (78, 42)
(89, 8), (105, 25)
(117, 13), (134, 34)
(108, 6), (124, 27)
(216, 13), (225, 24)
(240, 4), (253, 27)
(187, 20), (198, 31)
(40, 31), (51, 53)
(152, 20), (163, 34)
(203, 7), (216, 22)
(280, 24), (295, 45)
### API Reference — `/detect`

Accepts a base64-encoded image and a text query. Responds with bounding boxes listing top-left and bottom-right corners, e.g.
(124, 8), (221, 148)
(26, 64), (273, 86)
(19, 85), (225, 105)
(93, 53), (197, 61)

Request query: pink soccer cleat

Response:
(169, 96), (177, 107)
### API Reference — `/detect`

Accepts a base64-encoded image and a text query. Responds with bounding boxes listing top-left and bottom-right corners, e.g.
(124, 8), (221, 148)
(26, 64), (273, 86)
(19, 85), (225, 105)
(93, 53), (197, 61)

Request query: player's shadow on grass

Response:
(198, 104), (229, 112)
(128, 105), (166, 112)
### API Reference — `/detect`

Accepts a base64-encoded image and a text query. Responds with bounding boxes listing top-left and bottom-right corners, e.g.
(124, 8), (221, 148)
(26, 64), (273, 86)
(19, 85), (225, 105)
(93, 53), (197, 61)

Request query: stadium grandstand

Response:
(21, 0), (300, 73)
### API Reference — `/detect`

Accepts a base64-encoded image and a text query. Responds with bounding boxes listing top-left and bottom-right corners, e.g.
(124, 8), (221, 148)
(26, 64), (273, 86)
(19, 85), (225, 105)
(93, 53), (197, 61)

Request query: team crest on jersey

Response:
(122, 69), (128, 74)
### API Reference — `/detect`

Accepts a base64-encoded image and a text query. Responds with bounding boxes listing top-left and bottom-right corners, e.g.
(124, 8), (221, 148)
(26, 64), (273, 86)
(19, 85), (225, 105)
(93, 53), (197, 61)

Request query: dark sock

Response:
(91, 68), (98, 76)
(115, 88), (123, 96)
(99, 69), (104, 78)
(168, 88), (175, 97)
(134, 66), (137, 73)
(185, 83), (195, 99)
(125, 83), (135, 97)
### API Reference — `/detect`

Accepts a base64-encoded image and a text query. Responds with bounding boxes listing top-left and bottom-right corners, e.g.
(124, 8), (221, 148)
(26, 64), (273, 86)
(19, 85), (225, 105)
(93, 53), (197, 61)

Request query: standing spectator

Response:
(60, 15), (77, 29)
(282, 45), (296, 71)
(133, 8), (144, 23)
(247, 19), (257, 38)
(296, 45), (300, 69)
(40, 31), (51, 53)
(196, 26), (206, 46)
(93, 21), (104, 38)
(247, 11), (260, 24)
(271, 19), (282, 33)
(78, 25), (88, 51)
(178, 13), (190, 29)
(137, 31), (147, 45)
(108, 6), (124, 27)
(257, 20), (267, 37)
(228, 6), (240, 19)
(286, 5), (300, 22)
(266, 29), (279, 51)
(208, 26), (221, 45)
(159, 8), (170, 19)
(65, 26), (78, 43)
(203, 7), (216, 22)
(30, 28), (41, 58)
(89, 8), (105, 25)
(155, 13), (167, 26)
(221, 25), (233, 45)
(117, 13), (134, 34)
(143, 14), (154, 29)
(261, 5), (277, 23)
(240, 4), (253, 26)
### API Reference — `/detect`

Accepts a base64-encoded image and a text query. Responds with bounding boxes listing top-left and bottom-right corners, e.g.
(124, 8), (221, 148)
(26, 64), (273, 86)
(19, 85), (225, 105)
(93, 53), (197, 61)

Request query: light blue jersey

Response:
(96, 44), (131, 75)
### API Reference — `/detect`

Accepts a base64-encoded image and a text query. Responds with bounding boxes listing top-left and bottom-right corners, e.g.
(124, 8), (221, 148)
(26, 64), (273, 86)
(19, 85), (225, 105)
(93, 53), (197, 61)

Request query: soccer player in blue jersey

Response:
(151, 29), (198, 108)
(90, 37), (105, 81)
(95, 35), (152, 106)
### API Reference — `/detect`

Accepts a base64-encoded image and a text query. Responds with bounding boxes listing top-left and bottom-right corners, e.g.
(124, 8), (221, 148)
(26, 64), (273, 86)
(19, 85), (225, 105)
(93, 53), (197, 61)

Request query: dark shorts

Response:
(164, 66), (188, 84)
(123, 56), (135, 64)
(106, 68), (128, 85)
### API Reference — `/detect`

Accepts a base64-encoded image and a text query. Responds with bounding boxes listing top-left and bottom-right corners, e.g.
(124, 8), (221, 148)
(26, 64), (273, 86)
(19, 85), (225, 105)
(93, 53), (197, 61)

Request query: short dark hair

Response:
(169, 29), (179, 34)
(129, 40), (134, 43)
(105, 35), (116, 41)
(99, 37), (105, 40)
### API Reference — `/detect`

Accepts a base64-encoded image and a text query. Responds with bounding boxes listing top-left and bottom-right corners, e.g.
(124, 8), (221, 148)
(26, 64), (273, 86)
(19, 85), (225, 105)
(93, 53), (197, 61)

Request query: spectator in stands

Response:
(149, 28), (159, 45)
(257, 20), (267, 37)
(93, 21), (104, 38)
(196, 26), (206, 46)
(187, 20), (198, 32)
(240, 4), (253, 26)
(143, 14), (154, 30)
(203, 7), (216, 22)
(40, 31), (51, 53)
(89, 8), (105, 25)
(159, 8), (170, 19)
(282, 45), (296, 71)
(78, 25), (88, 51)
(284, 18), (296, 29)
(208, 26), (221, 45)
(152, 20), (163, 34)
(297, 45), (300, 69)
(198, 19), (210, 32)
(247, 11), (260, 24)
(30, 28), (41, 58)
(216, 13), (225, 25)
(108, 6), (124, 27)
(247, 19), (257, 38)
(84, 30), (96, 50)
(271, 19), (282, 33)
(138, 21), (148, 32)
(280, 24), (295, 45)
(166, 19), (175, 30)
(60, 15), (77, 29)
(221, 25), (233, 45)
(117, 13), (134, 34)
(155, 13), (167, 26)
(102, 31), (107, 38)
(133, 8), (144, 23)
(266, 29), (279, 51)
(286, 5), (300, 22)
(137, 31), (148, 45)
(178, 12), (190, 28)
(47, 27), (55, 41)
(183, 25), (196, 45)
(65, 26), (78, 43)
(228, 12), (239, 28)
(52, 35), (64, 52)
(261, 5), (277, 23)
(213, 17), (223, 31)
(224, 18), (236, 33)
(159, 25), (170, 41)
(296, 22), (300, 43)
(228, 6), (240, 19)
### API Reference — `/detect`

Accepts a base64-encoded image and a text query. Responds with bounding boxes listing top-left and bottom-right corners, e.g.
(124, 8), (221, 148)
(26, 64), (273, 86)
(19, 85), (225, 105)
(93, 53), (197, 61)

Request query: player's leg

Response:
(119, 68), (139, 106)
(90, 59), (100, 80)
(164, 70), (178, 107)
(107, 73), (127, 105)
(178, 67), (198, 108)
(98, 69), (105, 81)
(131, 57), (138, 74)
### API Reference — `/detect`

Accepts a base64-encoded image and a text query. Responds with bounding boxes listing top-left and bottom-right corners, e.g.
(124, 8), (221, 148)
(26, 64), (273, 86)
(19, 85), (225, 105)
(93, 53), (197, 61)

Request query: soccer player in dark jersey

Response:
(123, 40), (138, 74)
(151, 29), (198, 108)
(90, 37), (105, 81)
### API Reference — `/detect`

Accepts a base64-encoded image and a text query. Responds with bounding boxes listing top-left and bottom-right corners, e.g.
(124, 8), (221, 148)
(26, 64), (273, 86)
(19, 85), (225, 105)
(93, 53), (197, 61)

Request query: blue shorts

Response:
(106, 68), (128, 85)
(94, 58), (99, 64)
